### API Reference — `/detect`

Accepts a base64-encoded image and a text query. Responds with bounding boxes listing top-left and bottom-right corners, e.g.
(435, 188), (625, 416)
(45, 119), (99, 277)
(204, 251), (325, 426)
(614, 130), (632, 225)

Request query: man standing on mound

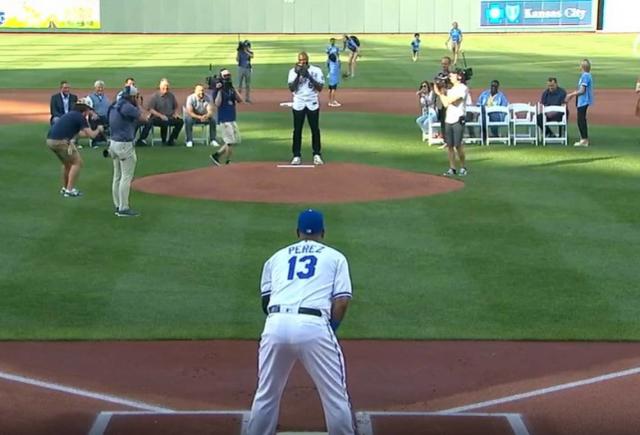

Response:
(288, 52), (325, 165)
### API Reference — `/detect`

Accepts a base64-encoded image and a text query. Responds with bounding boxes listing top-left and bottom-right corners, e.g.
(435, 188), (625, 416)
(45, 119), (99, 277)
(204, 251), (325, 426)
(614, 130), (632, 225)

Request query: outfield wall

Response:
(0, 0), (598, 34)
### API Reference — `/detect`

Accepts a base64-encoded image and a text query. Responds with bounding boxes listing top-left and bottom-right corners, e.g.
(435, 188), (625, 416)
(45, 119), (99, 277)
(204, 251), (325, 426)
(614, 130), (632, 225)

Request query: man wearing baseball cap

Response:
(108, 85), (151, 217)
(247, 209), (355, 435)
(46, 97), (104, 197)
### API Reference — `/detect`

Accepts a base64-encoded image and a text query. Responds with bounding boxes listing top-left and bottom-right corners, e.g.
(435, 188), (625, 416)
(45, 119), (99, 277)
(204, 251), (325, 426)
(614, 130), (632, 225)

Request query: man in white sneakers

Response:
(433, 69), (469, 176)
(183, 84), (218, 148)
(288, 52), (325, 165)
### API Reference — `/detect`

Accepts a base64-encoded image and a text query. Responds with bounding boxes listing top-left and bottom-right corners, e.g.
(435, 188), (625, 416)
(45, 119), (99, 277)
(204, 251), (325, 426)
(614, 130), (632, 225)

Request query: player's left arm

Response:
(329, 257), (352, 331)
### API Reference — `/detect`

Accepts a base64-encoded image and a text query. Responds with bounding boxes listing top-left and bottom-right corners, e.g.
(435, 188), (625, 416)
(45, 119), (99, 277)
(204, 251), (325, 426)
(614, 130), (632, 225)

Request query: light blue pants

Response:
(416, 108), (437, 134)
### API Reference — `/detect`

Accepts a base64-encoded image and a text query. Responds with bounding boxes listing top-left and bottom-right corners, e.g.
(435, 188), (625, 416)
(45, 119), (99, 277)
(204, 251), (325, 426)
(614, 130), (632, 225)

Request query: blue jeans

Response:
(416, 108), (437, 133)
(184, 114), (217, 142)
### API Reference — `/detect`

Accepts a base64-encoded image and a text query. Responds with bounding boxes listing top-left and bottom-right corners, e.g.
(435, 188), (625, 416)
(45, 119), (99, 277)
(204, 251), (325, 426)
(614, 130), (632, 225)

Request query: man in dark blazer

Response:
(50, 81), (78, 125)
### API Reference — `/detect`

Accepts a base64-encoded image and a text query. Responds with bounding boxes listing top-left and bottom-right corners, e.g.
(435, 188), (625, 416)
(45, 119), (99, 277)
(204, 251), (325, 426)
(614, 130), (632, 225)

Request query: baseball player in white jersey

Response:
(288, 52), (325, 166)
(247, 209), (355, 435)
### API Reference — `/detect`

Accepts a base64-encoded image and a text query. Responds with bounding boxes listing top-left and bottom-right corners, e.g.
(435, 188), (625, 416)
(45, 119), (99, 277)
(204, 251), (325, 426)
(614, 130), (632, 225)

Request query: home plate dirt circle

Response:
(132, 162), (464, 204)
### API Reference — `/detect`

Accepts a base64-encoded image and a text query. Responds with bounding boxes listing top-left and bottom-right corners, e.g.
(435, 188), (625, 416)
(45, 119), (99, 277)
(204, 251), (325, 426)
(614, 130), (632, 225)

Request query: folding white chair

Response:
(463, 105), (483, 145)
(484, 106), (511, 145)
(192, 123), (209, 145)
(150, 125), (174, 146)
(428, 120), (444, 146)
(541, 105), (568, 146)
(509, 103), (538, 146)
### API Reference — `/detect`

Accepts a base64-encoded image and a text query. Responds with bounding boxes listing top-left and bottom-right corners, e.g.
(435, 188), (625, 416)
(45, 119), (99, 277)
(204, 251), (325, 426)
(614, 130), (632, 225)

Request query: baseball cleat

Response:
(313, 155), (324, 165)
(290, 156), (301, 165)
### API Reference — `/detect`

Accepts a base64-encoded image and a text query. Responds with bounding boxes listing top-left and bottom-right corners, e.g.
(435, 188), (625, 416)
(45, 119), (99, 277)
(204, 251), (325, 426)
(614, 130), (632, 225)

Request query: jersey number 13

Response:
(287, 255), (317, 280)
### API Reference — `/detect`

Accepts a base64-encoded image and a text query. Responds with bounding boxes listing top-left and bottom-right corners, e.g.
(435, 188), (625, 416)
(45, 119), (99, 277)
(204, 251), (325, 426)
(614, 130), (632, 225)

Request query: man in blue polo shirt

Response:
(108, 85), (150, 217)
(477, 80), (509, 140)
(46, 97), (104, 197)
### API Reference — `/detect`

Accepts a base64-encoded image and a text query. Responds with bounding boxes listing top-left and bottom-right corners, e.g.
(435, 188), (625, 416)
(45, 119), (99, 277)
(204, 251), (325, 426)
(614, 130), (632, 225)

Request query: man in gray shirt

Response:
(138, 78), (183, 146)
(236, 40), (254, 103)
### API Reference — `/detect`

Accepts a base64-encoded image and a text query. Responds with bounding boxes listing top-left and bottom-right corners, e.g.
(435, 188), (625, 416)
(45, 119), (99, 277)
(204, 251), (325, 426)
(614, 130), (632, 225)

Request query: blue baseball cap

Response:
(297, 209), (324, 235)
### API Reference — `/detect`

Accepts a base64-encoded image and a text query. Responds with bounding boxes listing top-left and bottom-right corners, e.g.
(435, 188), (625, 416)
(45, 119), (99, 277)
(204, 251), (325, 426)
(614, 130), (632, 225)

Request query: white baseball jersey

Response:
(288, 64), (325, 111)
(261, 240), (352, 316)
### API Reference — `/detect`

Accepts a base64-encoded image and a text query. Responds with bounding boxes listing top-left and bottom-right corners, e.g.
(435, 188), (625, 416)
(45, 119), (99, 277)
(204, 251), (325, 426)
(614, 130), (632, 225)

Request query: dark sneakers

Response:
(116, 208), (139, 217)
(210, 153), (221, 166)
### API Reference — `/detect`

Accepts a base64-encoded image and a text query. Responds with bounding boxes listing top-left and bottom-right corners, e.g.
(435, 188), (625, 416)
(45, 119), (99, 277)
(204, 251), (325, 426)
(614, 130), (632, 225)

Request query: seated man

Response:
(138, 78), (183, 146)
(88, 80), (111, 146)
(477, 80), (509, 140)
(50, 81), (78, 125)
(537, 77), (568, 137)
(183, 84), (218, 147)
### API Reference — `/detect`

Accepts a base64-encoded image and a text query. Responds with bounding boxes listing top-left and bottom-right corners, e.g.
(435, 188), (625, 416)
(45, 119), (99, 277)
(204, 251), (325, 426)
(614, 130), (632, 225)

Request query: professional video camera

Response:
(460, 51), (473, 82)
(237, 39), (252, 51)
(205, 64), (219, 90)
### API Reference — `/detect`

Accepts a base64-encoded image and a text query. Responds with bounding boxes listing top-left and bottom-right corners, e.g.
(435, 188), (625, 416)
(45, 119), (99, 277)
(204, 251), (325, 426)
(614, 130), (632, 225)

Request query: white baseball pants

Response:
(247, 313), (354, 435)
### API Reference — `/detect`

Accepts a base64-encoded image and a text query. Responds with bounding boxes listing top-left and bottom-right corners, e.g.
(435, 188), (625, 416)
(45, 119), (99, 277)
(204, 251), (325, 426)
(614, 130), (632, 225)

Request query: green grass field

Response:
(0, 33), (639, 340)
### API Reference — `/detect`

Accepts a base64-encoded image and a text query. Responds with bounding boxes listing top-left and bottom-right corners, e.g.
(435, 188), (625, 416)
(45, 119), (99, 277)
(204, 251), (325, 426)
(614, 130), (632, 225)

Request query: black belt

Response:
(268, 305), (322, 317)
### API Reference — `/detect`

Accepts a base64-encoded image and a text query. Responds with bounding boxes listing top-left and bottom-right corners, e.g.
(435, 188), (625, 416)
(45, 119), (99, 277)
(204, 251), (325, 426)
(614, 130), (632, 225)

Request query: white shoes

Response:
(210, 140), (220, 147)
(186, 141), (193, 148)
(328, 101), (342, 107)
(290, 156), (301, 165)
(313, 155), (324, 165)
(573, 140), (589, 147)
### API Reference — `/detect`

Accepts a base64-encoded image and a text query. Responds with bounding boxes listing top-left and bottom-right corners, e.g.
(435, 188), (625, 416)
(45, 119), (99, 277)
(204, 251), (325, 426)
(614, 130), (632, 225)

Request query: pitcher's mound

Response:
(132, 162), (464, 204)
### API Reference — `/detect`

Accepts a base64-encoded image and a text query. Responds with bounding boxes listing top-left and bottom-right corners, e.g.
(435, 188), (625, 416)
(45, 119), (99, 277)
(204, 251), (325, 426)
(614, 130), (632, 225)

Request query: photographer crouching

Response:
(107, 85), (151, 217)
(433, 69), (469, 177)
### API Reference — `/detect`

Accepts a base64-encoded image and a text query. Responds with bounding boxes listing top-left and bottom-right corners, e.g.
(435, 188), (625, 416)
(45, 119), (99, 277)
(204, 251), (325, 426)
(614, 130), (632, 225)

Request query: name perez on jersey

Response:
(288, 244), (325, 255)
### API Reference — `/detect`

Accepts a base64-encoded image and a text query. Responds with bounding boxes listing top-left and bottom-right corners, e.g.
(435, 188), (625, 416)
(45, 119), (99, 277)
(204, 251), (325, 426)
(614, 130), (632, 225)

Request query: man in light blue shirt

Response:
(88, 80), (111, 146)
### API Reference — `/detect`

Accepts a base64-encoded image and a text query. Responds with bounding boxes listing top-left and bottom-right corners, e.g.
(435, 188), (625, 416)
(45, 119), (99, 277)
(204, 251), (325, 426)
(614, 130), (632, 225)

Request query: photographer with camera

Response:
(287, 52), (324, 165)
(236, 40), (254, 103)
(210, 69), (243, 166)
(433, 69), (469, 176)
(107, 85), (150, 217)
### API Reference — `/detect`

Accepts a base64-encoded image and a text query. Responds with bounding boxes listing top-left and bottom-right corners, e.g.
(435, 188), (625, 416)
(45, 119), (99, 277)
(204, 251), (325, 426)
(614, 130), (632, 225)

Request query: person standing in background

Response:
(326, 37), (340, 71)
(236, 40), (254, 103)
(327, 53), (342, 107)
(411, 33), (421, 62)
(445, 22), (463, 65)
(565, 59), (593, 147)
(342, 34), (360, 78)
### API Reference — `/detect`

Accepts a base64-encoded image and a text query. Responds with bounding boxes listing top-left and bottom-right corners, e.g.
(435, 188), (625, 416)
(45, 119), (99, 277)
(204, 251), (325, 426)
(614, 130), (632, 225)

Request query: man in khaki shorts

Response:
(46, 97), (104, 197)
(108, 85), (150, 217)
(210, 69), (243, 165)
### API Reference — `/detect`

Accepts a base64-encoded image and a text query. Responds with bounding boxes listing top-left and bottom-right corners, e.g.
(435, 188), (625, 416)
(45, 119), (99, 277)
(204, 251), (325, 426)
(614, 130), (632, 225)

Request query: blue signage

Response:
(481, 1), (593, 27)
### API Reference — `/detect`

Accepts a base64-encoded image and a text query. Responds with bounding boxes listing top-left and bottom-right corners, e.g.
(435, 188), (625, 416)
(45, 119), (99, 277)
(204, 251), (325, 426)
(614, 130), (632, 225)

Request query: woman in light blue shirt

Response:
(566, 59), (593, 147)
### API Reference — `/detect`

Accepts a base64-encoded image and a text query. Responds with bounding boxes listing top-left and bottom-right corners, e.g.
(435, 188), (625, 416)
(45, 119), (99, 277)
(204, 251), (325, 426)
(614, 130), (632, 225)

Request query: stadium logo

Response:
(505, 4), (521, 22)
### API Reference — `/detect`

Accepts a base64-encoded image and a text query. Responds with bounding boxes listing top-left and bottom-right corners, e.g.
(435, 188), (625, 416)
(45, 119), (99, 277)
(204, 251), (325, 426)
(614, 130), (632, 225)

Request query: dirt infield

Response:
(132, 162), (464, 204)
(1, 340), (640, 434)
(0, 88), (638, 127)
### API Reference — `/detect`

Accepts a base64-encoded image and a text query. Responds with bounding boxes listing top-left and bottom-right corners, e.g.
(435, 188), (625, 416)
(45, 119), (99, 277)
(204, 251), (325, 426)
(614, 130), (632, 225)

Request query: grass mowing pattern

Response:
(0, 33), (637, 89)
(1, 110), (639, 340)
